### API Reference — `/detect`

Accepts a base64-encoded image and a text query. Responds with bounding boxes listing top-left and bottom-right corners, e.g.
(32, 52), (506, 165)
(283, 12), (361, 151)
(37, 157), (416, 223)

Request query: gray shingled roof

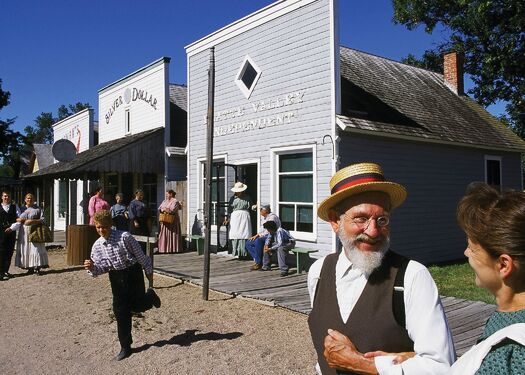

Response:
(32, 144), (54, 170)
(169, 84), (187, 112)
(339, 46), (525, 152)
(24, 128), (164, 180)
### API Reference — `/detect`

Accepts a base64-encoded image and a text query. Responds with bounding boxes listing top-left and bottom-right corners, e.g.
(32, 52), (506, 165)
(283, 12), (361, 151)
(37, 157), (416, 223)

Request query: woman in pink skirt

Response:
(157, 189), (183, 253)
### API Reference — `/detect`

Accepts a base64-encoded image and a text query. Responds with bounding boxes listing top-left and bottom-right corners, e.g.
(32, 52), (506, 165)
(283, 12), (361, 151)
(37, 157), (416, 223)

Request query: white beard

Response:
(338, 226), (390, 275)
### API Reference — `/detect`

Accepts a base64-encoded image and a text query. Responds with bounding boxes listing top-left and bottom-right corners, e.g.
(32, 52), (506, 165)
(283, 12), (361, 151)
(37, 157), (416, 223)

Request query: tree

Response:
(0, 79), (23, 177)
(392, 0), (525, 134)
(24, 102), (91, 145)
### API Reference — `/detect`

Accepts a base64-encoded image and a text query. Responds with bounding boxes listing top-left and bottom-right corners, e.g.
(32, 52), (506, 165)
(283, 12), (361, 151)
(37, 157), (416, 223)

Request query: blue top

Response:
(110, 203), (127, 218)
(128, 199), (148, 220)
(476, 309), (525, 374)
(265, 227), (294, 251)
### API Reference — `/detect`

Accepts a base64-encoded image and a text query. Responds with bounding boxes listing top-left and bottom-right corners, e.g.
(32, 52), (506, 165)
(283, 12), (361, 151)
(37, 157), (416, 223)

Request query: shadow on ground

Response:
(134, 329), (243, 353)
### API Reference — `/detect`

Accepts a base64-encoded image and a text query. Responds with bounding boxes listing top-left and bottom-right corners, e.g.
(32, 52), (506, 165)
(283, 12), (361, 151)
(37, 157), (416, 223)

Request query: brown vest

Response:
(308, 251), (414, 375)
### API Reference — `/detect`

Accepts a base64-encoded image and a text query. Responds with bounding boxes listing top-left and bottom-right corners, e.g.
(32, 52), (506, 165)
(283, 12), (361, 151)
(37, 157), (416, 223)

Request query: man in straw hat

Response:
(307, 162), (455, 374)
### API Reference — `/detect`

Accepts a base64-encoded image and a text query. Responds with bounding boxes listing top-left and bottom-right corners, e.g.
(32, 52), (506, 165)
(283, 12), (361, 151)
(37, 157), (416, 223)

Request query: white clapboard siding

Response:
(187, 0), (335, 256)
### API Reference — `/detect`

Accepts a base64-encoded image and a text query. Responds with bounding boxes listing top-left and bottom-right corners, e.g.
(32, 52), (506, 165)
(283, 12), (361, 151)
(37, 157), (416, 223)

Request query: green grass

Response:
(428, 261), (496, 305)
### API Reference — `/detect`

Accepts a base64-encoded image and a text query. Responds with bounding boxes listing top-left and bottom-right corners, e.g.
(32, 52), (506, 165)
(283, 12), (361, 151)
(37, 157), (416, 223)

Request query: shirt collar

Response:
(336, 249), (367, 280)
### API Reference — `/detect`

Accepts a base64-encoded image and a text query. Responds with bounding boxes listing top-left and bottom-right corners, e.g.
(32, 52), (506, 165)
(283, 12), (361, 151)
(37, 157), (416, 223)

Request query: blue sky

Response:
(1, 0), (504, 134)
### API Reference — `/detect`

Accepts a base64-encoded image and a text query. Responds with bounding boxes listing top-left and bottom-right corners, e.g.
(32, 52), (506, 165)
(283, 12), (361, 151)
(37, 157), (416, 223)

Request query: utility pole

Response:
(203, 47), (215, 300)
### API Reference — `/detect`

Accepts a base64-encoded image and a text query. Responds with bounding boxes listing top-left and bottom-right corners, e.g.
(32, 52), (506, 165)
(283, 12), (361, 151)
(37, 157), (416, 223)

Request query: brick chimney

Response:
(443, 51), (464, 95)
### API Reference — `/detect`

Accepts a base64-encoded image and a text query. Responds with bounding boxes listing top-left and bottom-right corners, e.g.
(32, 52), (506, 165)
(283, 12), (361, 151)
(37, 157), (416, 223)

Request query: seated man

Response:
(245, 204), (281, 271)
(261, 220), (295, 277)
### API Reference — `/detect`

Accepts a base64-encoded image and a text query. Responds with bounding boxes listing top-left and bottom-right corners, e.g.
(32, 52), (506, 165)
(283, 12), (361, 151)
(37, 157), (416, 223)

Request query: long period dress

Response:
(158, 198), (183, 253)
(14, 206), (49, 270)
(228, 194), (252, 258)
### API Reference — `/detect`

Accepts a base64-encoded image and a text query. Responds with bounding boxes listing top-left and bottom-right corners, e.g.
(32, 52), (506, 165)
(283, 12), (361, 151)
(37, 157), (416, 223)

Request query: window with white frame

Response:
(276, 151), (314, 235)
(58, 179), (67, 218)
(485, 155), (502, 189)
(125, 109), (131, 134)
(235, 56), (261, 99)
(201, 161), (226, 226)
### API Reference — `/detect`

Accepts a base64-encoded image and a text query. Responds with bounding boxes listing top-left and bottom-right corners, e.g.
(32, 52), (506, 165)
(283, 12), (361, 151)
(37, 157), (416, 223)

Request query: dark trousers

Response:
(0, 233), (16, 275)
(108, 263), (155, 349)
(130, 218), (150, 254)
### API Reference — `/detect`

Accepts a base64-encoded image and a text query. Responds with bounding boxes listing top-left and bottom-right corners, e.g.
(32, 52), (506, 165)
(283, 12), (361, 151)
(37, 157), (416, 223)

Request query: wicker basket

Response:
(159, 212), (175, 224)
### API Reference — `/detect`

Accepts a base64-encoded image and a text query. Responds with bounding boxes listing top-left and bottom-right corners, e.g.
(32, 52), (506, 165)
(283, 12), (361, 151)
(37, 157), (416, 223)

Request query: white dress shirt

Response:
(308, 251), (456, 375)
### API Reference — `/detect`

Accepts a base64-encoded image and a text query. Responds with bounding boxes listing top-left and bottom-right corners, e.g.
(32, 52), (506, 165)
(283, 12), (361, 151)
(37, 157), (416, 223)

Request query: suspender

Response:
(393, 257), (410, 329)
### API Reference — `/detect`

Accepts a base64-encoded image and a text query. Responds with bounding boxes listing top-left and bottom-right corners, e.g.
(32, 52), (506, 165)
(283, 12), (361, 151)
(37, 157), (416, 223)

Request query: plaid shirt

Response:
(88, 229), (153, 276)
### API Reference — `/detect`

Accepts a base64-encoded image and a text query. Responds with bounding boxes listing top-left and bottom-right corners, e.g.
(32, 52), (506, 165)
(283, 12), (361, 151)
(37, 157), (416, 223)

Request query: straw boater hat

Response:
(317, 162), (407, 222)
(231, 182), (248, 193)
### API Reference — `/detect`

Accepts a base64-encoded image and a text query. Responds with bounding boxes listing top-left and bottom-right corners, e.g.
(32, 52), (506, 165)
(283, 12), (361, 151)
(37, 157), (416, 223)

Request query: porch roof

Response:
(24, 128), (164, 180)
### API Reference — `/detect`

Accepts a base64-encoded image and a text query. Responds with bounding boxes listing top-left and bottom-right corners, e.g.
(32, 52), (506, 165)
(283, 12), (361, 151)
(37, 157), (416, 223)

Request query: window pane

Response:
(241, 63), (257, 89)
(486, 160), (500, 186)
(212, 163), (225, 178)
(58, 180), (67, 218)
(279, 153), (312, 172)
(280, 176), (313, 202)
(296, 205), (313, 232)
(279, 204), (295, 231)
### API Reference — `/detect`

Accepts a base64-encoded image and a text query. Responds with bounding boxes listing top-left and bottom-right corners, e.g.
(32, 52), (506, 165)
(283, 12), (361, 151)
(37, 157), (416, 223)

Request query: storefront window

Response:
(58, 180), (67, 218)
(142, 173), (158, 220)
(104, 174), (118, 204)
(278, 152), (313, 233)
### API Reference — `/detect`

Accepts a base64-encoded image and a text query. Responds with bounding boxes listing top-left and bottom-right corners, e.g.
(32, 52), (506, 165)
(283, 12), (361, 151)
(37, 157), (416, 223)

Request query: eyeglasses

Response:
(343, 214), (390, 229)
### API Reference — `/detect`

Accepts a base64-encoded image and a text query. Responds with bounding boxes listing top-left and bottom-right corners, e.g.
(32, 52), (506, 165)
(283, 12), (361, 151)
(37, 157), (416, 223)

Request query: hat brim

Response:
(317, 181), (407, 222)
(231, 186), (247, 192)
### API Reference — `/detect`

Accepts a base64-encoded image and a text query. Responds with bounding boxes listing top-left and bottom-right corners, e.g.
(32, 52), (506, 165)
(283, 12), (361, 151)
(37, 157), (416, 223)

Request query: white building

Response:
(29, 58), (187, 234)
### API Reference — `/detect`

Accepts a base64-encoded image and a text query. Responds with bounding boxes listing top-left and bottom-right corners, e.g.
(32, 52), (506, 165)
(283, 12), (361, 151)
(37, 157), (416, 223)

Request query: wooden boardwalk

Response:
(155, 251), (494, 356)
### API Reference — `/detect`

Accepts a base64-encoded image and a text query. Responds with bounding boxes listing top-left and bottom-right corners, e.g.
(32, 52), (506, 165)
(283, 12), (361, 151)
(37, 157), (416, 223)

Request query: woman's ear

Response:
(498, 254), (514, 279)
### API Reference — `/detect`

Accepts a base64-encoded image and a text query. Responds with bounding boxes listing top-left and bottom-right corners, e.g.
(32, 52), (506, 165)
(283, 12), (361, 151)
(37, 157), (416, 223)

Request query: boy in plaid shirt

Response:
(84, 210), (161, 361)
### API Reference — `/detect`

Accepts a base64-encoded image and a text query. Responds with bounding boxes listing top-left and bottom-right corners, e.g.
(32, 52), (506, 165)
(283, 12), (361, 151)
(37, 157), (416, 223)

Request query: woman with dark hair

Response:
(88, 186), (109, 225)
(128, 189), (150, 236)
(364, 183), (525, 374)
(451, 183), (525, 374)
(157, 189), (183, 253)
(10, 193), (49, 275)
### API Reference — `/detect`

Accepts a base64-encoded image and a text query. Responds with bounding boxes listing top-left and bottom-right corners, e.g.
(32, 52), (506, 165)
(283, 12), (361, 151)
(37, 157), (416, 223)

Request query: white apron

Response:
(229, 210), (251, 239)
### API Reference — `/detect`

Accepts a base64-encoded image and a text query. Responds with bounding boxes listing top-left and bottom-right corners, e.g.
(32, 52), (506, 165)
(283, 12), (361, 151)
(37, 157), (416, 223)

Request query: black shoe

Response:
(148, 288), (161, 308)
(280, 271), (289, 277)
(5, 272), (12, 278)
(26, 268), (34, 275)
(116, 347), (132, 361)
(0, 273), (8, 281)
(260, 267), (271, 271)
